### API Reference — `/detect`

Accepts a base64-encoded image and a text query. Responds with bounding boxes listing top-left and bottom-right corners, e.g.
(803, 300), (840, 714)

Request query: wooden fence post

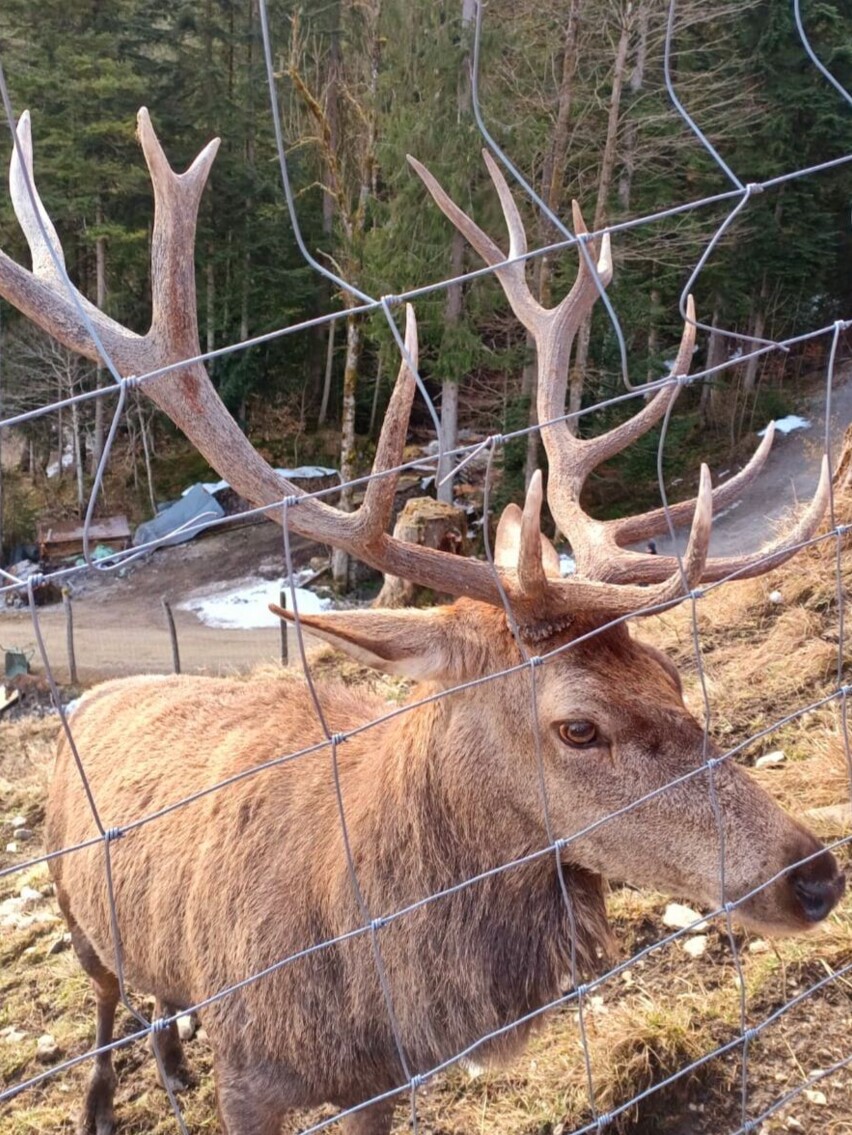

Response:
(162, 598), (181, 674)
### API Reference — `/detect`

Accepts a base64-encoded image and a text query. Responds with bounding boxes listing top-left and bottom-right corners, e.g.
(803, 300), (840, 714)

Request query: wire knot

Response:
(705, 756), (720, 771)
(528, 655), (544, 669)
(724, 900), (736, 915)
(282, 495), (301, 509)
(150, 1017), (170, 1034)
(370, 916), (386, 933)
(554, 837), (568, 853)
(743, 1026), (759, 1045)
(487, 433), (505, 450)
(410, 1073), (425, 1090)
(840, 685), (852, 698)
(596, 1114), (614, 1131)
(576, 982), (589, 998)
(330, 732), (347, 747)
(744, 182), (764, 196)
(121, 373), (142, 390)
(675, 372), (693, 387)
(104, 827), (123, 844)
(381, 294), (402, 309)
(25, 573), (45, 591)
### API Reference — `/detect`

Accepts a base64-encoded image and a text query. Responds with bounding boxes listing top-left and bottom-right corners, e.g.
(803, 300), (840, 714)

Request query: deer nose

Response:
(789, 853), (846, 923)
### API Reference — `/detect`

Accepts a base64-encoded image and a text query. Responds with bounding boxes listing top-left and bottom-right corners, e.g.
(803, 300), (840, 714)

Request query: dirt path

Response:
(653, 368), (852, 558)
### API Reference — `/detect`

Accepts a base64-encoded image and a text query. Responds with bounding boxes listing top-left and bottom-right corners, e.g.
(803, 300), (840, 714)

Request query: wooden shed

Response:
(37, 516), (132, 566)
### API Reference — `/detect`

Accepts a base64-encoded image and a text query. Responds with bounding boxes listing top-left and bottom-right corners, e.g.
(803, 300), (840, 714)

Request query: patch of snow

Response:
(46, 450), (75, 479)
(758, 415), (810, 437)
(181, 467), (338, 499)
(179, 576), (330, 630)
(559, 553), (576, 577)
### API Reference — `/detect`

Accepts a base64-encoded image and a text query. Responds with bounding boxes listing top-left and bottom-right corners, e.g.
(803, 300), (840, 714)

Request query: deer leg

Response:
(150, 999), (189, 1093)
(340, 1099), (395, 1135)
(68, 922), (120, 1135)
(212, 1058), (283, 1135)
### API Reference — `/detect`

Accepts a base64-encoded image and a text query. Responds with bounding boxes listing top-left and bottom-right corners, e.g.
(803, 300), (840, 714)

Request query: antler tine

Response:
(612, 421), (776, 548)
(10, 110), (67, 284)
(356, 305), (418, 537)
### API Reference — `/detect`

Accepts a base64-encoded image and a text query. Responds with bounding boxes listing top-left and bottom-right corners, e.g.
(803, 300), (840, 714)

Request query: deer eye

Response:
(558, 720), (598, 748)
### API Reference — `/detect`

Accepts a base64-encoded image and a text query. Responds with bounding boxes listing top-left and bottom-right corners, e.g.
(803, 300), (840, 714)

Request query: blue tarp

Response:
(133, 484), (225, 549)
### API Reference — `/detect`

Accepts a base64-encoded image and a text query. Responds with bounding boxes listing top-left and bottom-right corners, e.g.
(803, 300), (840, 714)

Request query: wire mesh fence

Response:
(0, 1), (850, 1133)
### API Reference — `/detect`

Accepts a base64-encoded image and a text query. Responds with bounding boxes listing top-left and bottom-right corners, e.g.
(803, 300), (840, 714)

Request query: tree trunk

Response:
(206, 254), (216, 382)
(568, 7), (630, 430)
(331, 308), (362, 589)
(71, 392), (84, 517)
(699, 305), (727, 428)
(436, 0), (475, 503)
(91, 197), (106, 474)
(318, 319), (336, 426)
(375, 498), (467, 607)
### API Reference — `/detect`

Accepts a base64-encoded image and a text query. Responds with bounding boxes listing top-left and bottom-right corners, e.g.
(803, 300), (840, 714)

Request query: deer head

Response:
(3, 112), (843, 934)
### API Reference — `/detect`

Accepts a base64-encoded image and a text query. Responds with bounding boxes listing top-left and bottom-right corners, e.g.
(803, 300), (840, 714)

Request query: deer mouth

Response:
(736, 846), (846, 935)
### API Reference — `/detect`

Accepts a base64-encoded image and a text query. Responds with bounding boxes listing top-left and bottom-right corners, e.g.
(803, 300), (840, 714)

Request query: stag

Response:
(0, 112), (844, 1135)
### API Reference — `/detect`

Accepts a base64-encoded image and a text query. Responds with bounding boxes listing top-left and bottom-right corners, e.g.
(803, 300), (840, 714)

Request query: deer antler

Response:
(0, 112), (827, 626)
(408, 150), (831, 605)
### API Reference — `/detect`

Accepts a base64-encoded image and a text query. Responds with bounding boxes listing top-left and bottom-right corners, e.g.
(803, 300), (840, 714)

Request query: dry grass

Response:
(1, 492), (851, 1133)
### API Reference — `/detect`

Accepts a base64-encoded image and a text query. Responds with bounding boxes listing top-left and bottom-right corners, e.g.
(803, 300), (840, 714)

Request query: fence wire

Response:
(0, 1), (850, 1134)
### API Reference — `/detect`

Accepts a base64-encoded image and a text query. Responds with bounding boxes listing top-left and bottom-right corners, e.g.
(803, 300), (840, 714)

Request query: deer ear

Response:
(269, 605), (455, 681)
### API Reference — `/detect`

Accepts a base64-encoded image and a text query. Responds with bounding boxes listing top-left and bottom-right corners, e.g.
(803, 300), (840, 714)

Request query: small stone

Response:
(195, 1027), (208, 1043)
(5, 842), (17, 854)
(755, 750), (786, 769)
(786, 1119), (804, 1132)
(804, 1089), (827, 1106)
(748, 939), (769, 954)
(48, 933), (72, 956)
(19, 885), (43, 905)
(768, 590), (783, 604)
(0, 1027), (27, 1044)
(683, 935), (708, 958)
(12, 827), (33, 841)
(10, 814), (27, 828)
(662, 903), (708, 932)
(176, 1013), (197, 1042)
(36, 1033), (59, 1062)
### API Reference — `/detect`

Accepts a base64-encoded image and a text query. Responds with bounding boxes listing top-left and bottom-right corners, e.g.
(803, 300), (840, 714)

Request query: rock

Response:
(804, 1089), (827, 1106)
(12, 827), (33, 841)
(48, 933), (72, 956)
(683, 935), (708, 958)
(36, 1033), (60, 1062)
(5, 842), (17, 854)
(177, 1013), (198, 1042)
(768, 590), (783, 604)
(755, 750), (786, 769)
(0, 1027), (28, 1044)
(786, 1119), (805, 1131)
(748, 939), (769, 954)
(19, 885), (43, 905)
(10, 814), (27, 828)
(662, 903), (708, 932)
